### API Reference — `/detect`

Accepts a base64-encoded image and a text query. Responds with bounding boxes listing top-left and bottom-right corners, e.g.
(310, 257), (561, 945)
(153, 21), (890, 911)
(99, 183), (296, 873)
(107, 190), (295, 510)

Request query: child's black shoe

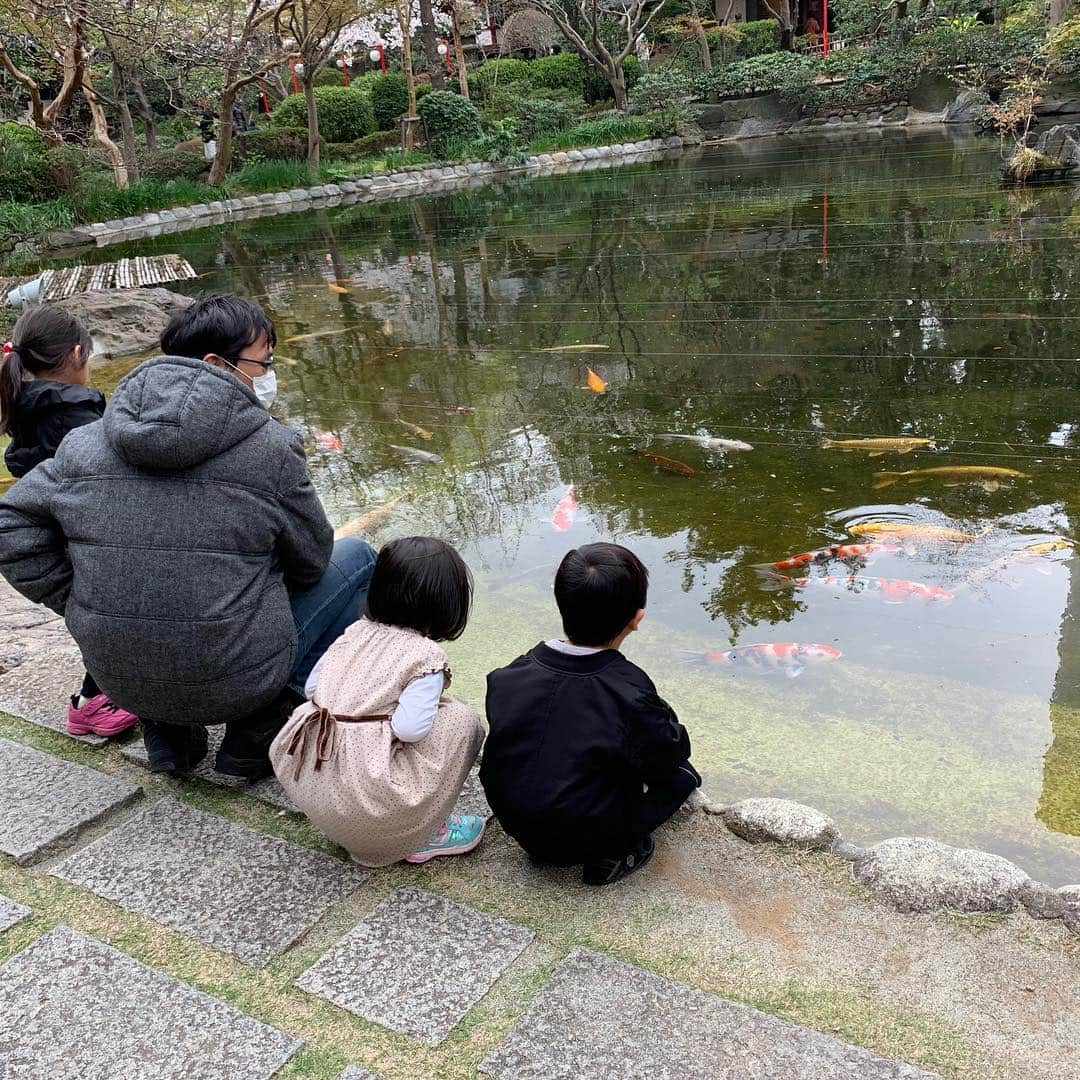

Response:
(582, 834), (655, 887)
(142, 719), (209, 774)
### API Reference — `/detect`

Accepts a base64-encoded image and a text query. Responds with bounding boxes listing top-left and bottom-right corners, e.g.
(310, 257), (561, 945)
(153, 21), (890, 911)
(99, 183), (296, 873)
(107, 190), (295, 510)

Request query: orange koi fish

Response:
(754, 543), (900, 573)
(327, 283), (349, 294)
(397, 418), (433, 440)
(551, 485), (578, 532)
(768, 574), (954, 603)
(643, 451), (695, 477)
(680, 642), (842, 679)
(314, 429), (343, 453)
(586, 368), (607, 394)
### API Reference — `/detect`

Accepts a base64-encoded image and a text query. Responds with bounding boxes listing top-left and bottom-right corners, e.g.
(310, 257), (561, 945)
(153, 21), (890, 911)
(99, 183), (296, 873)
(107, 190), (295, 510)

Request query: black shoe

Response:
(582, 835), (656, 887)
(214, 693), (291, 780)
(142, 720), (209, 775)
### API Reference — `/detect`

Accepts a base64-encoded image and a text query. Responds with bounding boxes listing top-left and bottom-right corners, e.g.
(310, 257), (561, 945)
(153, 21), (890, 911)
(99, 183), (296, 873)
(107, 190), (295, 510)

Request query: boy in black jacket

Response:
(481, 542), (701, 886)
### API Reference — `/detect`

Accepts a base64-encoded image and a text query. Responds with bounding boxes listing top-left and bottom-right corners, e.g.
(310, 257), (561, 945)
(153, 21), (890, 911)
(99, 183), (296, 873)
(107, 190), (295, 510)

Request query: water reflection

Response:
(56, 127), (1080, 881)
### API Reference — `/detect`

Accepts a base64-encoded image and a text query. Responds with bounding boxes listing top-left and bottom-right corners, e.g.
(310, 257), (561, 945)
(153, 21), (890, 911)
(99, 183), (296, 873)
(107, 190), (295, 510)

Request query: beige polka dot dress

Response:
(270, 619), (484, 866)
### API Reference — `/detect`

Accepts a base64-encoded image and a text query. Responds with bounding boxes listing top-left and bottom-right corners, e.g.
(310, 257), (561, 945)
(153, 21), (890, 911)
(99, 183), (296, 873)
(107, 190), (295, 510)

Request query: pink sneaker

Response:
(66, 694), (139, 738)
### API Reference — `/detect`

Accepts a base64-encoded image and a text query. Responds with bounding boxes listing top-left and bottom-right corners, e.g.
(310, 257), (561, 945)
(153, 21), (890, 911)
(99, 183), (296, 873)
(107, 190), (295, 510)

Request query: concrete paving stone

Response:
(0, 737), (141, 865)
(0, 646), (106, 745)
(0, 925), (301, 1079)
(338, 1069), (379, 1080)
(0, 894), (29, 932)
(296, 886), (533, 1045)
(479, 948), (939, 1080)
(53, 797), (364, 966)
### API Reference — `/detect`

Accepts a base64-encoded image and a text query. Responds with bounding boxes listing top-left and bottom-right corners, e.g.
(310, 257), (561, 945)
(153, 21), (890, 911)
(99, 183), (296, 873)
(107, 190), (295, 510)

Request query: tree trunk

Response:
(209, 84), (238, 185)
(609, 61), (628, 110)
(1047, 0), (1068, 27)
(419, 0), (446, 89)
(111, 57), (142, 184)
(304, 74), (320, 172)
(452, 9), (469, 98)
(397, 0), (418, 152)
(131, 70), (157, 152)
(692, 12), (712, 72)
(81, 73), (129, 188)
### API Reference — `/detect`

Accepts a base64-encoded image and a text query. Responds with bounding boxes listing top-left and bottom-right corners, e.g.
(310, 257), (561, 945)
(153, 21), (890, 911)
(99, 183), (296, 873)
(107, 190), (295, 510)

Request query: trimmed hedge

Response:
(737, 19), (782, 57)
(527, 53), (587, 95)
(142, 146), (209, 182)
(469, 59), (532, 101)
(324, 129), (401, 159)
(371, 73), (409, 131)
(0, 123), (59, 204)
(418, 90), (483, 154)
(271, 85), (376, 142)
(233, 126), (308, 165)
(511, 96), (572, 141)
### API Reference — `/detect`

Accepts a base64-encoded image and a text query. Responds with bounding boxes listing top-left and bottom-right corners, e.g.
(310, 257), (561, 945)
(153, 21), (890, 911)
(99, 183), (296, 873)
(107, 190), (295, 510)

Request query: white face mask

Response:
(251, 369), (277, 410)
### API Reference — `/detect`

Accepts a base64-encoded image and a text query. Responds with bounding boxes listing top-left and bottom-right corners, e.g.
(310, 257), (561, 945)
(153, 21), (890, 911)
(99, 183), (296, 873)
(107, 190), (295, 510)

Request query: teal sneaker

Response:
(405, 814), (486, 864)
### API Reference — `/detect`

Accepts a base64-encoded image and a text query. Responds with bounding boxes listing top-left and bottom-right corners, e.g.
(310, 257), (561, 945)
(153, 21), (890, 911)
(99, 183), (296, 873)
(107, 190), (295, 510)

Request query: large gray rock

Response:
(852, 837), (1029, 914)
(942, 90), (989, 124)
(721, 797), (840, 850)
(53, 287), (192, 361)
(1033, 123), (1080, 167)
(0, 925), (301, 1078)
(1020, 879), (1070, 919)
(479, 948), (938, 1079)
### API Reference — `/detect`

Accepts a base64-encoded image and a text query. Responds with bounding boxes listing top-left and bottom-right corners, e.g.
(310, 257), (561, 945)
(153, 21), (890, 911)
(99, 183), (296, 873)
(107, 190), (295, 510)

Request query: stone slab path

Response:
(0, 925), (300, 1079)
(0, 646), (105, 745)
(0, 894), (29, 932)
(0, 737), (140, 865)
(53, 797), (366, 966)
(297, 886), (534, 1045)
(338, 1069), (379, 1080)
(479, 947), (941, 1080)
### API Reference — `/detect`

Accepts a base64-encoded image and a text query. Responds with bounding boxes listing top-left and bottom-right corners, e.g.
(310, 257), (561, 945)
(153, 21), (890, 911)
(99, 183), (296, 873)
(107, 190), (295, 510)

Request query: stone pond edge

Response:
(43, 136), (701, 253)
(701, 794), (1080, 933)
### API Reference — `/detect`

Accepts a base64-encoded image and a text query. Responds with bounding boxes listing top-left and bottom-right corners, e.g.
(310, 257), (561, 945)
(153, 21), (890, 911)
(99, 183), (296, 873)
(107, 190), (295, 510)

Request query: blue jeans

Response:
(287, 537), (377, 694)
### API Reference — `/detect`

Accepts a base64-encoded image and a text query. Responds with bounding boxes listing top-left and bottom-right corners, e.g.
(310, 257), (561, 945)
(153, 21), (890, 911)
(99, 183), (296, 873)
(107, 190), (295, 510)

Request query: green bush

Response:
(326, 129), (400, 159)
(527, 53), (587, 95)
(736, 18), (782, 57)
(512, 96), (573, 141)
(701, 52), (817, 98)
(142, 146), (209, 182)
(808, 45), (922, 107)
(233, 126), (309, 165)
(418, 90), (484, 154)
(1049, 15), (1080, 77)
(469, 59), (532, 102)
(0, 123), (59, 204)
(584, 56), (641, 105)
(370, 73), (409, 130)
(629, 69), (699, 134)
(314, 65), (349, 87)
(271, 85), (375, 142)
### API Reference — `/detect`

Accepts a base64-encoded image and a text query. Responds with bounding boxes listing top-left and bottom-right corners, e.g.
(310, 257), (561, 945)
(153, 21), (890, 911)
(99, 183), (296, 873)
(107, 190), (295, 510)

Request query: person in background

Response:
(272, 536), (487, 867)
(481, 542), (701, 886)
(0, 294), (375, 778)
(0, 308), (138, 738)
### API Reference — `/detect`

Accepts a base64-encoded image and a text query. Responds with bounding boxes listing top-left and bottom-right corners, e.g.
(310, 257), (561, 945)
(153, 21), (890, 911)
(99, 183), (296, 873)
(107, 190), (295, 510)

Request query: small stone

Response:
(338, 1069), (379, 1080)
(1064, 908), (1080, 935)
(297, 887), (533, 1045)
(339, 181), (358, 194)
(356, 178), (374, 190)
(190, 204), (212, 216)
(223, 198), (245, 212)
(1020, 880), (1069, 919)
(0, 737), (141, 865)
(255, 193), (278, 206)
(85, 222), (109, 235)
(172, 206), (195, 220)
(54, 798), (364, 966)
(830, 841), (866, 862)
(852, 837), (1030, 914)
(0, 893), (30, 931)
(567, 150), (586, 162)
(721, 798), (840, 850)
(206, 201), (225, 214)
(239, 196), (261, 208)
(323, 183), (343, 196)
(0, 925), (301, 1077)
(141, 212), (161, 226)
(537, 154), (555, 166)
(272, 192), (291, 204)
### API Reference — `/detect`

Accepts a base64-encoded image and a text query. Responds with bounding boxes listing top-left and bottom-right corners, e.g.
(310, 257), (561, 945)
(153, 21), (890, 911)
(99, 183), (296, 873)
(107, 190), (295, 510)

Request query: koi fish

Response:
(284, 326), (359, 343)
(314, 429), (343, 452)
(823, 436), (934, 457)
(1020, 538), (1073, 555)
(389, 444), (443, 464)
(586, 368), (607, 393)
(334, 496), (403, 539)
(873, 466), (1028, 492)
(539, 344), (611, 352)
(327, 283), (349, 294)
(643, 452), (695, 477)
(848, 521), (979, 544)
(551, 485), (578, 531)
(447, 404), (475, 414)
(397, 418), (433, 440)
(274, 354), (299, 366)
(753, 542), (900, 573)
(680, 642), (842, 679)
(767, 573), (954, 603)
(658, 433), (754, 452)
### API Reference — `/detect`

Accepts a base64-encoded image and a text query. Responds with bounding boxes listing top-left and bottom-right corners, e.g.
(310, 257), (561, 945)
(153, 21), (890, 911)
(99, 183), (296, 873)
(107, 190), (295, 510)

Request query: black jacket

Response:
(480, 643), (694, 859)
(4, 380), (105, 478)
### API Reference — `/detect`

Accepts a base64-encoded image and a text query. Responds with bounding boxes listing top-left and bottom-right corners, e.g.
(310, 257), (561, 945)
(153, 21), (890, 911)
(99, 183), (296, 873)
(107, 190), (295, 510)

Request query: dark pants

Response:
(516, 761), (701, 867)
(143, 538), (377, 768)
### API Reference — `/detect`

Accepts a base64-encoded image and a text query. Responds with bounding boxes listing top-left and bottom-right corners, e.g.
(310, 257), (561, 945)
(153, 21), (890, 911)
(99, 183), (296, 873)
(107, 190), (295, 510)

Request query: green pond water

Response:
(53, 128), (1080, 883)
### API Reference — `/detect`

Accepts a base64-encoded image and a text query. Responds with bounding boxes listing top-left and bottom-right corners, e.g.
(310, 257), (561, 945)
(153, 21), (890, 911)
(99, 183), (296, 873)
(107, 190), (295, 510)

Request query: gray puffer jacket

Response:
(0, 355), (333, 724)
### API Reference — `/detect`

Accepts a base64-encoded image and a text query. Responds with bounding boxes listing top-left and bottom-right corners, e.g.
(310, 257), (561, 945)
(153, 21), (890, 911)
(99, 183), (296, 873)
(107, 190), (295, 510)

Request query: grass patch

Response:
(530, 115), (652, 151)
(0, 197), (79, 250)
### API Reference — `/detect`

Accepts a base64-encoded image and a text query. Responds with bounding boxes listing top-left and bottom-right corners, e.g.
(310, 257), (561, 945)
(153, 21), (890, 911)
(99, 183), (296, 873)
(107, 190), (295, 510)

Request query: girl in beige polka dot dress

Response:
(270, 536), (486, 867)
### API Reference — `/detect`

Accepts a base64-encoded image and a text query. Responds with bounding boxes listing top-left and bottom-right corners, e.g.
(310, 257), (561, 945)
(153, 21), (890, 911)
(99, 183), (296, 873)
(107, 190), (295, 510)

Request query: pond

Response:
(57, 126), (1080, 883)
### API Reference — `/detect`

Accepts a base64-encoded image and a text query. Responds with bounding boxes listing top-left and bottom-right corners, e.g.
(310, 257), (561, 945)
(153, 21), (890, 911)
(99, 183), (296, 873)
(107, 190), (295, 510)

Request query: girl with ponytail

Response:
(1, 306), (138, 738)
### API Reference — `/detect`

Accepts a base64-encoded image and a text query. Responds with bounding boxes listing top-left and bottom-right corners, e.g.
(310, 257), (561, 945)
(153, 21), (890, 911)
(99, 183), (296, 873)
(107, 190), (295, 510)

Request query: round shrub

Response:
(142, 146), (209, 182)
(418, 90), (483, 154)
(527, 53), (586, 96)
(469, 59), (532, 103)
(736, 18), (782, 57)
(512, 96), (572, 141)
(272, 86), (375, 142)
(371, 73), (409, 130)
(0, 123), (59, 204)
(233, 126), (308, 165)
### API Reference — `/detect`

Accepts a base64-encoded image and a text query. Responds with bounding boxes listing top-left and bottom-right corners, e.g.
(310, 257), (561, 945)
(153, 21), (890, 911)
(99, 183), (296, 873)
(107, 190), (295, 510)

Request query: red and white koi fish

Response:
(767, 573), (954, 603)
(753, 542), (900, 573)
(680, 642), (842, 679)
(551, 485), (578, 532)
(314, 429), (343, 452)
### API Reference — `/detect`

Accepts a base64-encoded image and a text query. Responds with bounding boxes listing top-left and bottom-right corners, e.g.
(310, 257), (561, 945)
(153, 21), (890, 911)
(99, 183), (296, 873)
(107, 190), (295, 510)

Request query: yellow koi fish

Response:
(397, 418), (433, 440)
(539, 344), (610, 353)
(1020, 538), (1073, 555)
(823, 436), (934, 457)
(585, 368), (607, 394)
(327, 283), (349, 294)
(849, 521), (980, 544)
(334, 496), (403, 539)
(873, 466), (1028, 492)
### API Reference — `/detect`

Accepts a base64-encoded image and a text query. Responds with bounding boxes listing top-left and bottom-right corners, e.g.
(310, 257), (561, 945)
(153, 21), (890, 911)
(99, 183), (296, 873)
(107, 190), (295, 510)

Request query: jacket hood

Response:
(15, 380), (105, 414)
(103, 355), (271, 472)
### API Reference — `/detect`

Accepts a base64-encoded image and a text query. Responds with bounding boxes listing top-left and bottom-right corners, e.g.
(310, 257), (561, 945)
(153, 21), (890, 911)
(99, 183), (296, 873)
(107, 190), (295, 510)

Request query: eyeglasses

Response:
(223, 353), (274, 372)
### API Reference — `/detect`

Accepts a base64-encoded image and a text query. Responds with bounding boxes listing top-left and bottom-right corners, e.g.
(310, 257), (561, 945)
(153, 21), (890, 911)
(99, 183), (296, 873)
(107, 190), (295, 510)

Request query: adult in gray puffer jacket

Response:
(0, 295), (376, 777)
